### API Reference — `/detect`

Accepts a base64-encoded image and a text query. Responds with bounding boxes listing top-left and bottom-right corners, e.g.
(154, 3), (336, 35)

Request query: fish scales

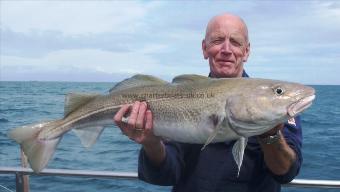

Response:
(8, 74), (315, 173)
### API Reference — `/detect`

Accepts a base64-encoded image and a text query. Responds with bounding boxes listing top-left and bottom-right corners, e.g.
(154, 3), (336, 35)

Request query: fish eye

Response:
(274, 86), (285, 95)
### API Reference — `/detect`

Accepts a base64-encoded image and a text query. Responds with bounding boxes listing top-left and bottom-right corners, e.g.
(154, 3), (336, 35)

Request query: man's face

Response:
(202, 16), (250, 78)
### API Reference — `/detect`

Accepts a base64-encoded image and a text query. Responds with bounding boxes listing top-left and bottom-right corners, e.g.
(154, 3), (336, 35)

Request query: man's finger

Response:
(127, 101), (140, 129)
(113, 104), (130, 125)
(136, 102), (147, 129)
(145, 109), (153, 133)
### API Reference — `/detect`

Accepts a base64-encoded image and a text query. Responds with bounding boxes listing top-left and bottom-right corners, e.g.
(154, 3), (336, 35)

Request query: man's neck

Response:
(209, 70), (249, 78)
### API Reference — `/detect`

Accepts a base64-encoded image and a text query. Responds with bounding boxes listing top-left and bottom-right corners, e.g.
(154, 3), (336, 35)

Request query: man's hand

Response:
(113, 101), (166, 166)
(259, 123), (284, 138)
(113, 101), (157, 145)
(258, 123), (296, 175)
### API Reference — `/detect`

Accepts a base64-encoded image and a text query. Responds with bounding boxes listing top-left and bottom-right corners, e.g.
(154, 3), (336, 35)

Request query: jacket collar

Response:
(208, 70), (249, 78)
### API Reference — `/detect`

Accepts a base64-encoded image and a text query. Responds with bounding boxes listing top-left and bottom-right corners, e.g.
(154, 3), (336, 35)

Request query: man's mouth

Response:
(217, 59), (234, 65)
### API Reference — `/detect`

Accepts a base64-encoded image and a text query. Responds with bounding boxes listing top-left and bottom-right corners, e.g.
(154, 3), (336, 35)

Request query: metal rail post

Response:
(19, 147), (29, 192)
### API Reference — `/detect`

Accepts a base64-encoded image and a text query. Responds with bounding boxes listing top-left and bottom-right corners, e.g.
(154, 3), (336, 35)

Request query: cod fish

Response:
(9, 74), (315, 173)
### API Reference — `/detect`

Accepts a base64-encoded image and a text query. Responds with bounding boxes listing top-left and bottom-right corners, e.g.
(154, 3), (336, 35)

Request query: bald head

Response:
(202, 13), (250, 78)
(205, 13), (249, 43)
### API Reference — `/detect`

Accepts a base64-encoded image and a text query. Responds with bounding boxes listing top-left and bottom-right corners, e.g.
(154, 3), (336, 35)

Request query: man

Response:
(114, 13), (302, 192)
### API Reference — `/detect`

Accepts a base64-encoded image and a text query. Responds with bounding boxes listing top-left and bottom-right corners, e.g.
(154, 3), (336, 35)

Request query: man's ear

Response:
(202, 39), (209, 59)
(242, 42), (250, 62)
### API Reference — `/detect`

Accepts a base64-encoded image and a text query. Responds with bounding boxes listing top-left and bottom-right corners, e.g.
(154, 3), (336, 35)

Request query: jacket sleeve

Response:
(271, 116), (303, 183)
(138, 141), (185, 186)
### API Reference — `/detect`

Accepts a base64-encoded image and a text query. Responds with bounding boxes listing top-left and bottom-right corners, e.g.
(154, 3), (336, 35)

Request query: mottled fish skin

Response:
(8, 74), (315, 173)
(43, 77), (314, 143)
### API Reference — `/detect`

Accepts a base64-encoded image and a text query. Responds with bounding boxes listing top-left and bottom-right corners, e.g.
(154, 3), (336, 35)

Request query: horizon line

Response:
(1, 79), (339, 86)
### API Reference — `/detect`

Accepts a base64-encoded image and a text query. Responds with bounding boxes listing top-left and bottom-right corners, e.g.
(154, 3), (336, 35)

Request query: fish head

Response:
(226, 79), (315, 137)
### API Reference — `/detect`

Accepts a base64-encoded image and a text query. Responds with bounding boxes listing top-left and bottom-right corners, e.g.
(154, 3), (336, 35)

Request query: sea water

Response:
(0, 81), (339, 192)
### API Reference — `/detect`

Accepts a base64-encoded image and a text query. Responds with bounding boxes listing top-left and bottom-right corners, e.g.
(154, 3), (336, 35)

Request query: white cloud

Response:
(2, 48), (156, 73)
(1, 0), (339, 84)
(1, 1), (159, 35)
(1, 45), (207, 79)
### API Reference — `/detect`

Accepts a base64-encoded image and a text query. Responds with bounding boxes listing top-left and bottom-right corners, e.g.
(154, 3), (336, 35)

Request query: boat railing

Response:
(1, 147), (339, 191)
(1, 166), (340, 192)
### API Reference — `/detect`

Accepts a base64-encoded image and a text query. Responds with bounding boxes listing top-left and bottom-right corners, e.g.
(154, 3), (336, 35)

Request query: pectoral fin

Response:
(201, 114), (224, 150)
(232, 137), (248, 177)
(201, 127), (220, 151)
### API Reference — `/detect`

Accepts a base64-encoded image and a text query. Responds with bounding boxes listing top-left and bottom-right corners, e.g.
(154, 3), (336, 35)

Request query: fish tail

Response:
(8, 120), (62, 173)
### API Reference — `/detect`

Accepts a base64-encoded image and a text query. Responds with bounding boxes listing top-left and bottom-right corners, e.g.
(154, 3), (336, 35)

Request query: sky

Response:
(1, 0), (339, 84)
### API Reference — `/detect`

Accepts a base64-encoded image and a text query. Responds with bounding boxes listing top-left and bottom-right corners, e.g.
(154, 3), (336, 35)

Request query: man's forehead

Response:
(207, 28), (246, 42)
(209, 29), (244, 37)
(205, 14), (248, 40)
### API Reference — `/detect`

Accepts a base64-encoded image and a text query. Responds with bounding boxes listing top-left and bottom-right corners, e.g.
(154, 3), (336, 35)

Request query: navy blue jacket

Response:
(138, 71), (302, 192)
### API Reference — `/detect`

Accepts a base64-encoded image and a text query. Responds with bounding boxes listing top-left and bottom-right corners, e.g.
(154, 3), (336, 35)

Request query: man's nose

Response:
(220, 40), (232, 54)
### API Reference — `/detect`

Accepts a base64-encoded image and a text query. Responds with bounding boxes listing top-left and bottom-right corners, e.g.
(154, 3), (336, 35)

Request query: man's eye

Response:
(230, 39), (242, 46)
(211, 38), (223, 44)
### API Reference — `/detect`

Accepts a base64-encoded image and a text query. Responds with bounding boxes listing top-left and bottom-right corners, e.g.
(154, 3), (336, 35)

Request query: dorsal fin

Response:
(172, 74), (209, 84)
(64, 93), (100, 117)
(109, 74), (168, 93)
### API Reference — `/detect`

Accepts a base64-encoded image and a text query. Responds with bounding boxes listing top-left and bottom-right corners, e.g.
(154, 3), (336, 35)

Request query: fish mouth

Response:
(288, 95), (315, 117)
